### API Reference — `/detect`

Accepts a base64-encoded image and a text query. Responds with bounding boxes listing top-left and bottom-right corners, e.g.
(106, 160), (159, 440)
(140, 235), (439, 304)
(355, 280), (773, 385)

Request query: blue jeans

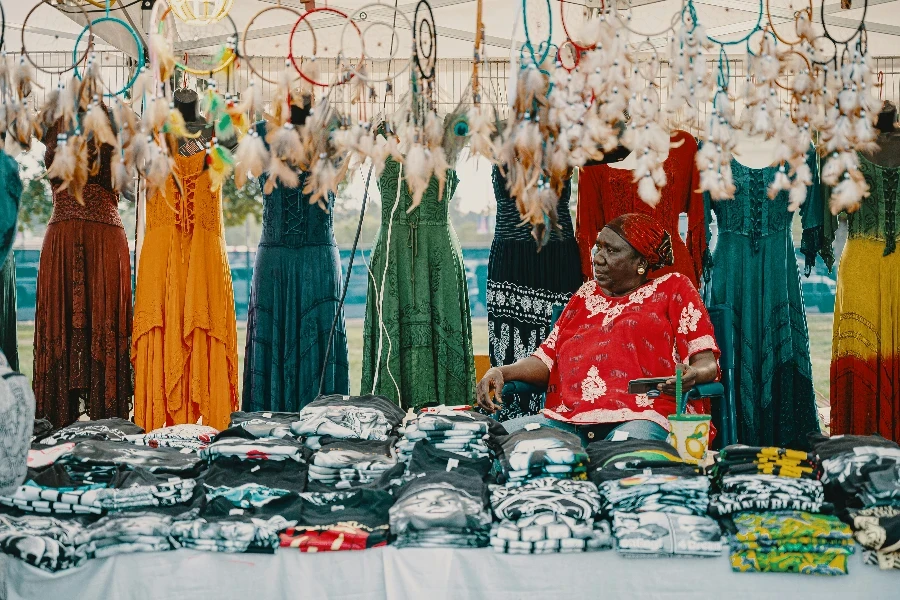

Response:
(501, 415), (669, 445)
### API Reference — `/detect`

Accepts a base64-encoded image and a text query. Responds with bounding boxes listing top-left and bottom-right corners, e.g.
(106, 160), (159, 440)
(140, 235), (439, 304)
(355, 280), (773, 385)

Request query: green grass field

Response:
(14, 314), (832, 404)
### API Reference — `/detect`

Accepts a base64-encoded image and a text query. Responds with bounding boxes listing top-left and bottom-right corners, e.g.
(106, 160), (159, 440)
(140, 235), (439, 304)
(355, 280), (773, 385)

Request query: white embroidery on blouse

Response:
(543, 325), (560, 350)
(678, 302), (702, 335)
(580, 366), (608, 402)
(577, 274), (676, 327)
(687, 335), (717, 356)
(533, 347), (554, 371)
(635, 393), (654, 408)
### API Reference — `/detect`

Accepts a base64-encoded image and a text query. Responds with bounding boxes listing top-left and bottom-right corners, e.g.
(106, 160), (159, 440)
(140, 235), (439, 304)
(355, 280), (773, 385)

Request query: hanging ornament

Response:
(169, 0), (234, 25)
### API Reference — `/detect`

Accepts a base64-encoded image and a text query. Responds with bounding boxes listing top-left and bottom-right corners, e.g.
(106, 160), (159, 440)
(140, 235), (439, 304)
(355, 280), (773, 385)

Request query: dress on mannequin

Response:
(132, 89), (239, 431)
(705, 133), (821, 449)
(242, 117), (350, 413)
(486, 166), (582, 421)
(0, 151), (21, 370)
(361, 156), (475, 410)
(576, 130), (707, 287)
(827, 101), (900, 439)
(35, 117), (133, 428)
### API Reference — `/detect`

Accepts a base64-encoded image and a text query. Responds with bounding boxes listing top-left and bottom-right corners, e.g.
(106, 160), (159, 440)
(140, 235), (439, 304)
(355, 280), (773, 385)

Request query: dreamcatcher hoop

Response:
(156, 3), (238, 76)
(289, 7), (362, 87)
(83, 0), (119, 7)
(765, 0), (812, 46)
(613, 0), (681, 39)
(0, 1), (5, 53)
(341, 3), (413, 84)
(557, 38), (580, 71)
(22, 0), (94, 75)
(169, 0), (234, 26)
(820, 0), (867, 48)
(559, 0), (603, 52)
(520, 0), (551, 66)
(242, 1), (308, 85)
(413, 0), (438, 79)
(73, 17), (144, 97)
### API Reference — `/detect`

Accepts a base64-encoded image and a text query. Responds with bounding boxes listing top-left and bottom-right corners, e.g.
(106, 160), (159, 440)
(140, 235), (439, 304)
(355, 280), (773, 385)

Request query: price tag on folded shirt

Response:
(179, 448), (193, 454)
(524, 423), (541, 431)
(229, 508), (244, 516)
(611, 430), (630, 441)
(446, 458), (459, 472)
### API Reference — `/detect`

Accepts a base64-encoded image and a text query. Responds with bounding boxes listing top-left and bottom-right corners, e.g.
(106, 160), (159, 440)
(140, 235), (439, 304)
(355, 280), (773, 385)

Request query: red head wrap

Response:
(604, 213), (675, 272)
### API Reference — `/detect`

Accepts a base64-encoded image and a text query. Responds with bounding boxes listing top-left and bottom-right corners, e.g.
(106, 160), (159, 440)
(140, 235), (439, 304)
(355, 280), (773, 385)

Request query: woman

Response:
(477, 213), (720, 442)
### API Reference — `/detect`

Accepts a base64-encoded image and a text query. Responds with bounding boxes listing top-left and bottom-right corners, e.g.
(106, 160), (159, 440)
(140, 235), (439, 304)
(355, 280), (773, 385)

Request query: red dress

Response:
(533, 273), (719, 431)
(576, 131), (706, 286)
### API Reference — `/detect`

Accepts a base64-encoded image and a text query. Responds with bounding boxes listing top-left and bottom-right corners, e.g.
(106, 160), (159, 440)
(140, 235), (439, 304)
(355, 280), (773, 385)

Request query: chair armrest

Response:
(685, 382), (724, 399)
(502, 381), (547, 397)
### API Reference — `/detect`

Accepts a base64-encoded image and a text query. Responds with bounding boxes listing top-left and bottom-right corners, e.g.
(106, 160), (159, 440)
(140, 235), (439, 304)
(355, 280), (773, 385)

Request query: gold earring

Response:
(637, 267), (646, 275)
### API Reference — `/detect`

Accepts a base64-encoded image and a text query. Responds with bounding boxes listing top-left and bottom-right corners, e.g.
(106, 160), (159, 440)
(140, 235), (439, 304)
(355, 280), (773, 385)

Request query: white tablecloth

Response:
(0, 547), (895, 600)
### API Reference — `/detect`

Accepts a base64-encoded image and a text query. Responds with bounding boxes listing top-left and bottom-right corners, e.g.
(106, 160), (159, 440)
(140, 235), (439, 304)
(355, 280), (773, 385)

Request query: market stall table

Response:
(1, 547), (895, 599)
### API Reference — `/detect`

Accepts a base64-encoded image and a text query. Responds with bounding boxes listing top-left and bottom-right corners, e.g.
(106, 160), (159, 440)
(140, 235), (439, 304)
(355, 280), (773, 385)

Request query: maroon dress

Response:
(34, 123), (133, 428)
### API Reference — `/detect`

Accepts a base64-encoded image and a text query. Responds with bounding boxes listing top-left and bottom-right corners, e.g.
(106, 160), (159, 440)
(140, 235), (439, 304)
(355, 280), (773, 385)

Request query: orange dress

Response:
(132, 150), (238, 431)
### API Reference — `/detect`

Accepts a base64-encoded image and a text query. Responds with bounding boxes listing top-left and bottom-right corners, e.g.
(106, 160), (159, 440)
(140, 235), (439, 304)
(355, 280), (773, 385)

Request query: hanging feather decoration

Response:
(207, 139), (235, 192)
(234, 129), (270, 189)
(264, 155), (299, 194)
(83, 97), (117, 147)
(149, 33), (176, 83)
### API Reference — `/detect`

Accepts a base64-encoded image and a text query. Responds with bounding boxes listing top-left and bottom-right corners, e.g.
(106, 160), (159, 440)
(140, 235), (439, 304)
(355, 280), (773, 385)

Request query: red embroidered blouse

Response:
(576, 131), (706, 286)
(533, 273), (720, 431)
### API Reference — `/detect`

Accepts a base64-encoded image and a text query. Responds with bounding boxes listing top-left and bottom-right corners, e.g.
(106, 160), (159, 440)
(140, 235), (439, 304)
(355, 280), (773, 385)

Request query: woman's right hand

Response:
(476, 367), (505, 413)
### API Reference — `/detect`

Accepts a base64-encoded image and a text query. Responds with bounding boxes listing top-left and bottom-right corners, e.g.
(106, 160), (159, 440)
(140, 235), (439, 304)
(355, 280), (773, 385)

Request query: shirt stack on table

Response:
(125, 424), (219, 452)
(396, 409), (507, 462)
(489, 477), (612, 554)
(586, 439), (699, 484)
(308, 437), (398, 490)
(278, 489), (393, 552)
(497, 428), (589, 485)
(289, 395), (406, 450)
(390, 470), (492, 548)
(811, 433), (900, 571)
(710, 444), (853, 575)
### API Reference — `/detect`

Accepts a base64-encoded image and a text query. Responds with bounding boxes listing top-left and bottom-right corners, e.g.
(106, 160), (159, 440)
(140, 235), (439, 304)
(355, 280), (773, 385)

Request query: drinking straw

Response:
(675, 365), (683, 415)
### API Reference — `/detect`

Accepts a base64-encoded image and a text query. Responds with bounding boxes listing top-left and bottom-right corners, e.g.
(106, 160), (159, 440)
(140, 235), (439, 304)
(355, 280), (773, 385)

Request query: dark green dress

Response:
(705, 152), (821, 450)
(242, 134), (349, 412)
(361, 158), (475, 410)
(0, 151), (21, 370)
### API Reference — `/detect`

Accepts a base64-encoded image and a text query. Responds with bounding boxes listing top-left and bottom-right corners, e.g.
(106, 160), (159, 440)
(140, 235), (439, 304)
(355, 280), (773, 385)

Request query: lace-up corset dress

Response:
(576, 130), (708, 287)
(827, 153), (900, 439)
(132, 150), (238, 431)
(705, 151), (822, 449)
(242, 160), (349, 413)
(361, 157), (475, 410)
(34, 122), (133, 428)
(487, 166), (583, 421)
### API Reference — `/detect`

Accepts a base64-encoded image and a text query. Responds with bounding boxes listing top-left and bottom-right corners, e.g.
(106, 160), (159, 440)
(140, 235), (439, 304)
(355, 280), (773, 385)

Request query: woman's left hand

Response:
(658, 364), (697, 397)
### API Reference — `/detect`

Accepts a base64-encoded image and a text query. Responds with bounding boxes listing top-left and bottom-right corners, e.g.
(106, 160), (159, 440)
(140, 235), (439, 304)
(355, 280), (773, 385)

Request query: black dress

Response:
(487, 166), (583, 421)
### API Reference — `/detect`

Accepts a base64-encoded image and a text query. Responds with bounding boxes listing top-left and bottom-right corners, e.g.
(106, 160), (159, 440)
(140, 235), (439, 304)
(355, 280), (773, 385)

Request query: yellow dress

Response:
(132, 150), (239, 431)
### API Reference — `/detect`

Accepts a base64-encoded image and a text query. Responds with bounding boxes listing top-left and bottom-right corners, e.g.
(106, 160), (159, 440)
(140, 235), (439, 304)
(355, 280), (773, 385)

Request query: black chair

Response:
(500, 304), (739, 449)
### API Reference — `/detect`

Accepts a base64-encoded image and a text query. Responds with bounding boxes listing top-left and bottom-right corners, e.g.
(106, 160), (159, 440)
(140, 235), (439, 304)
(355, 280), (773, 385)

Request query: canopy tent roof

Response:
(6, 0), (900, 60)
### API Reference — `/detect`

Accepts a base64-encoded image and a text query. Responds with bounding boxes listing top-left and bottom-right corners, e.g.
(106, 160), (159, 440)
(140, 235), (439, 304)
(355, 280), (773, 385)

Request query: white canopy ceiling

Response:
(5, 0), (900, 60)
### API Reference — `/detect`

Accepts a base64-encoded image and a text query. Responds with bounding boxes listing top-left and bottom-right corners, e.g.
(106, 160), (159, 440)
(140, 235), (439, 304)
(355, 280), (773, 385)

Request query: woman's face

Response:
(592, 228), (645, 293)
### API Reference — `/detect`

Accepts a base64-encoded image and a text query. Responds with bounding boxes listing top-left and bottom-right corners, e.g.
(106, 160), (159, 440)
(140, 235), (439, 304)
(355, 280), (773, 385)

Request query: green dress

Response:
(0, 151), (22, 370)
(705, 152), (821, 450)
(361, 158), (475, 410)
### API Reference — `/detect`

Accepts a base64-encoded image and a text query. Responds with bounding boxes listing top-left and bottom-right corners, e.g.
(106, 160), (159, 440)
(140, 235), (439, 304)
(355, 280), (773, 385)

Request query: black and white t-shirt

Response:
(497, 428), (588, 483)
(407, 439), (494, 481)
(490, 477), (601, 522)
(612, 511), (724, 557)
(290, 395), (405, 444)
(35, 419), (145, 447)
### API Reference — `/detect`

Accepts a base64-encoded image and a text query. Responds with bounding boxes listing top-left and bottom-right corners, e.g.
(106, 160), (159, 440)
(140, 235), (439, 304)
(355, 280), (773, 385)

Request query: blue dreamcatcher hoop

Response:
(72, 0), (145, 97)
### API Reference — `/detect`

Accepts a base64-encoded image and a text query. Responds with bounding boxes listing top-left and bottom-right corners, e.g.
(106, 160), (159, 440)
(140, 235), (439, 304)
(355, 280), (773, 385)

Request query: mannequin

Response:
(732, 130), (779, 169)
(172, 88), (237, 155)
(864, 100), (900, 168)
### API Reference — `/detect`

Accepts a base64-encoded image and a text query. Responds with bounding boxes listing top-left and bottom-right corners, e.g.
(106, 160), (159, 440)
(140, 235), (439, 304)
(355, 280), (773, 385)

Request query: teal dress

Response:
(705, 152), (821, 449)
(0, 151), (21, 370)
(242, 124), (350, 412)
(361, 158), (476, 410)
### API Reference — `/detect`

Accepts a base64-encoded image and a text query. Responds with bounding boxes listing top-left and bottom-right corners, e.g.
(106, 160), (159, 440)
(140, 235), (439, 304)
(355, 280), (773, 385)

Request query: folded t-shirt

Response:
(496, 428), (587, 482)
(35, 419), (145, 447)
(613, 511), (723, 557)
(290, 395), (405, 442)
(391, 471), (490, 534)
(490, 478), (601, 522)
(407, 440), (494, 481)
(59, 440), (205, 478)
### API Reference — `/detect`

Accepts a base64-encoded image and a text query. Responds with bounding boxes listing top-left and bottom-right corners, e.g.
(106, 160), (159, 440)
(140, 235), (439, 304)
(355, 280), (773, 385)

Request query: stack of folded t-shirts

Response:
(57, 440), (205, 485)
(217, 412), (300, 441)
(845, 506), (900, 570)
(489, 478), (611, 554)
(308, 436), (398, 490)
(290, 395), (405, 450)
(496, 427), (588, 485)
(32, 418), (145, 448)
(0, 514), (85, 571)
(612, 512), (724, 558)
(712, 445), (818, 480)
(396, 409), (507, 462)
(72, 512), (176, 560)
(728, 510), (854, 575)
(810, 433), (900, 570)
(407, 439), (494, 482)
(598, 474), (711, 517)
(125, 424), (219, 452)
(0, 464), (198, 515)
(709, 475), (830, 517)
(390, 470), (492, 548)
(199, 437), (312, 463)
(278, 489), (393, 551)
(201, 457), (308, 509)
(170, 495), (295, 554)
(586, 439), (698, 484)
